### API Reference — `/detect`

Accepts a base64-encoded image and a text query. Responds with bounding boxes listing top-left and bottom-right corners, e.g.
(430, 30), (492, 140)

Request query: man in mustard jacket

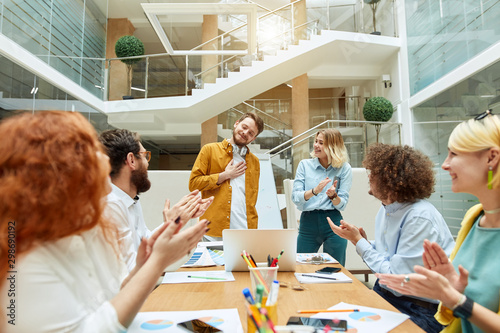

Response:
(189, 113), (264, 241)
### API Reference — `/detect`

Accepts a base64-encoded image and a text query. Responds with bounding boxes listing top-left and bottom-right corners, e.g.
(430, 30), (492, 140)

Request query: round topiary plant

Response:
(363, 96), (394, 122)
(115, 35), (144, 96)
(115, 35), (144, 65)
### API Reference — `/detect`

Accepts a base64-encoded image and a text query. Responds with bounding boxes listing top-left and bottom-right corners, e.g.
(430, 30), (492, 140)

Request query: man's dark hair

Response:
(363, 143), (435, 203)
(238, 113), (264, 136)
(99, 129), (141, 178)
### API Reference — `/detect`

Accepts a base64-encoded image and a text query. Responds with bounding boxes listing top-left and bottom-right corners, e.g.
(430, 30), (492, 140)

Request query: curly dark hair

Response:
(362, 144), (435, 203)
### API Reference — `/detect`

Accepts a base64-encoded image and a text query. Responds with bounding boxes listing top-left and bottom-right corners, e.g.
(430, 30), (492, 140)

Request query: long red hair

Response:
(0, 111), (116, 286)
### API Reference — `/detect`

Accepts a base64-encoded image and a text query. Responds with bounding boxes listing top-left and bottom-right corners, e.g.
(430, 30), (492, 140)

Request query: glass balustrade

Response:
(106, 0), (397, 100)
(267, 120), (402, 194)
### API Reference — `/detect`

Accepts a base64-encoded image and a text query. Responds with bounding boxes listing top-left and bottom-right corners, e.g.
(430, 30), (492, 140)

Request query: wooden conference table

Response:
(141, 263), (424, 332)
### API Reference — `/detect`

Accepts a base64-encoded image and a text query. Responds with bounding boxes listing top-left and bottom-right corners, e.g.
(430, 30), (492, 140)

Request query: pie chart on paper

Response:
(349, 311), (382, 321)
(139, 319), (174, 330)
(197, 316), (225, 327)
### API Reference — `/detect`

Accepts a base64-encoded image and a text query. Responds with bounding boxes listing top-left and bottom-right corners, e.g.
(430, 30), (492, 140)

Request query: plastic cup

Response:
(249, 263), (278, 298)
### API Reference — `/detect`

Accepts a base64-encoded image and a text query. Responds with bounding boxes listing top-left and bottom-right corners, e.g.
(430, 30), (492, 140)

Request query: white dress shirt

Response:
(105, 183), (153, 271)
(1, 227), (127, 333)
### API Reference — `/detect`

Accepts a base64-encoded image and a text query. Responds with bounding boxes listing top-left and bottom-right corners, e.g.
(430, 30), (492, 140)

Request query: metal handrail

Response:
(229, 108), (289, 138)
(240, 101), (290, 128)
(267, 120), (402, 157)
(193, 19), (316, 82)
(190, 0), (303, 52)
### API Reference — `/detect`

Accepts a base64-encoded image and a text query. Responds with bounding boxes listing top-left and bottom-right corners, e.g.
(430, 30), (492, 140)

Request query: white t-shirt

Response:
(229, 148), (248, 230)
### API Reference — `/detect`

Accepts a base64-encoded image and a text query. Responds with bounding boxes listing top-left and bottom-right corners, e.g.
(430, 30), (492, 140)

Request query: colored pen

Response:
(246, 304), (264, 333)
(266, 280), (279, 306)
(301, 274), (337, 280)
(242, 251), (270, 294)
(255, 284), (264, 306)
(249, 254), (258, 268)
(297, 309), (360, 314)
(187, 275), (227, 281)
(260, 307), (277, 333)
(242, 288), (255, 305)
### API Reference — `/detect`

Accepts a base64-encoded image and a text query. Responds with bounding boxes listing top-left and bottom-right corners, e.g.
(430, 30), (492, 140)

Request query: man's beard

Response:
(131, 164), (151, 195)
(232, 132), (247, 147)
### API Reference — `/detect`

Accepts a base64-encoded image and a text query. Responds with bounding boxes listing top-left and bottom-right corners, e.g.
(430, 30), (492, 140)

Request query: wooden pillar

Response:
(291, 73), (310, 173)
(106, 18), (135, 101)
(293, 0), (307, 45)
(200, 15), (219, 146)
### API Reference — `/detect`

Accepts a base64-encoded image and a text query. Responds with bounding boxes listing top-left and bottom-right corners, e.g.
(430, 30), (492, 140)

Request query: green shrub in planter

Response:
(115, 35), (144, 64)
(115, 35), (144, 96)
(363, 96), (394, 122)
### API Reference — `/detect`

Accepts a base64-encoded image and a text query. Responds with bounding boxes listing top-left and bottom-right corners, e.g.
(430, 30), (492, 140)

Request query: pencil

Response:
(187, 275), (227, 281)
(301, 274), (337, 280)
(297, 309), (360, 314)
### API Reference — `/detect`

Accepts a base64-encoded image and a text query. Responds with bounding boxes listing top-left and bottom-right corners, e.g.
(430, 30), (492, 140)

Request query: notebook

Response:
(223, 229), (297, 272)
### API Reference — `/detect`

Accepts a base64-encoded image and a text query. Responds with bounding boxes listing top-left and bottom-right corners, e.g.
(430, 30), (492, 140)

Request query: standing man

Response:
(189, 113), (264, 241)
(100, 129), (211, 271)
(328, 144), (455, 333)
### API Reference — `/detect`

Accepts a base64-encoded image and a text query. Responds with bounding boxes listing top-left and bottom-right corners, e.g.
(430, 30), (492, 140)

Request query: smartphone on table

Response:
(177, 318), (222, 332)
(286, 316), (347, 332)
(315, 266), (341, 274)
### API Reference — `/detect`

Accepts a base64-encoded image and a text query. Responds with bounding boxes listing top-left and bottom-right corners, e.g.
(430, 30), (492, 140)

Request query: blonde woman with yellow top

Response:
(377, 110), (500, 333)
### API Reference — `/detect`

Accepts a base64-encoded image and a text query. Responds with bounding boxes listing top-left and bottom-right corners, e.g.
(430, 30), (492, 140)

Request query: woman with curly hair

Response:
(328, 143), (455, 332)
(378, 111), (500, 333)
(291, 128), (353, 266)
(0, 111), (209, 332)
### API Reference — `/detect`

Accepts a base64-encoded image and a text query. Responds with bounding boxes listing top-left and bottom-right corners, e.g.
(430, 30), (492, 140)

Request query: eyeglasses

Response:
(474, 109), (493, 121)
(138, 151), (151, 162)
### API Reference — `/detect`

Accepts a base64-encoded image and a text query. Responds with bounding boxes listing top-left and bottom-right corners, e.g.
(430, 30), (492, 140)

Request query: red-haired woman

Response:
(0, 111), (208, 332)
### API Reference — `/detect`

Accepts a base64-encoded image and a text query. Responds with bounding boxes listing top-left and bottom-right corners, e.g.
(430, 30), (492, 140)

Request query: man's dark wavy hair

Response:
(363, 143), (435, 203)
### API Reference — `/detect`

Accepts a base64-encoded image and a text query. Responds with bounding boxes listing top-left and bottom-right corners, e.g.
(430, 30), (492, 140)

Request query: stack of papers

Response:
(296, 253), (338, 264)
(181, 246), (224, 267)
(294, 272), (352, 284)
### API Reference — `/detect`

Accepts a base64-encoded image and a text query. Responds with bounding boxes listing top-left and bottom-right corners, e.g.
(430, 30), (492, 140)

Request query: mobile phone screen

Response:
(315, 266), (341, 274)
(286, 316), (347, 331)
(177, 319), (222, 332)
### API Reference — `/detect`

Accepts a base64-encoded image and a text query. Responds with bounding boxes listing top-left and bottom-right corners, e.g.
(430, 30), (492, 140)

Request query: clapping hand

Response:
(422, 239), (469, 293)
(163, 190), (202, 225)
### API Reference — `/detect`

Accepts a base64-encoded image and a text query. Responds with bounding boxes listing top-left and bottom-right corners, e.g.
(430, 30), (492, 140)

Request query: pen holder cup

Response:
(247, 297), (278, 333)
(249, 263), (278, 298)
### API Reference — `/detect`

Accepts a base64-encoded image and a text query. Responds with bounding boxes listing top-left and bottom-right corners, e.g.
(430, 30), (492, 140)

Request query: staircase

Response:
(105, 30), (400, 136)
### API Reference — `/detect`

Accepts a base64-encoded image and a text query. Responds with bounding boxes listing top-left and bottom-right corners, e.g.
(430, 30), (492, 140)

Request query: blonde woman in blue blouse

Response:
(292, 128), (352, 265)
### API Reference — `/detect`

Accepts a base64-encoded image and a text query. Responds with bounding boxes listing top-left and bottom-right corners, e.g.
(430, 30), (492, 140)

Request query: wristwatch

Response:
(452, 295), (474, 319)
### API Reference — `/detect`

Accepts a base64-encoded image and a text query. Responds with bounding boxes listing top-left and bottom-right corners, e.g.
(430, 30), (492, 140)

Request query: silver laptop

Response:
(223, 229), (297, 272)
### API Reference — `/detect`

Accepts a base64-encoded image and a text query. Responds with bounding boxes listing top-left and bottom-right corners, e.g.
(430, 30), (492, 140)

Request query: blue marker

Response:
(242, 288), (255, 305)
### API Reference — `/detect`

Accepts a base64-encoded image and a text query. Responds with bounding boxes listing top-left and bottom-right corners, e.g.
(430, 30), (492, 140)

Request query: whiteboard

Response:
(255, 153), (283, 229)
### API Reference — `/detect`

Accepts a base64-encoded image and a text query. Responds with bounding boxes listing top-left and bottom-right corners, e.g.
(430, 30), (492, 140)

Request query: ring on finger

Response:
(404, 275), (410, 283)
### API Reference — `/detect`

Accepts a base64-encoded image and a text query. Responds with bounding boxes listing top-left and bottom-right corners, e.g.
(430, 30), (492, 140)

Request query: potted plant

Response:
(364, 0), (382, 35)
(114, 35), (145, 99)
(363, 96), (394, 142)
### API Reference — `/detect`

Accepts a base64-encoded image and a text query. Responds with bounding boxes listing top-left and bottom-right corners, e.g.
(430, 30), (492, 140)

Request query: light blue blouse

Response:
(291, 158), (352, 212)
